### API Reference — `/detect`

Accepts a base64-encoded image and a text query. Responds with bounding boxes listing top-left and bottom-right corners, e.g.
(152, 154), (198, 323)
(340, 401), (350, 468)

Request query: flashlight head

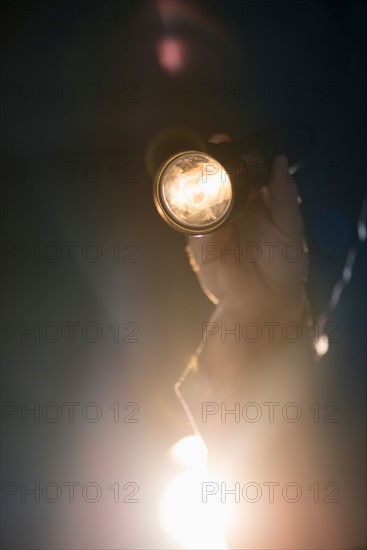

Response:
(152, 123), (314, 235)
(154, 151), (234, 235)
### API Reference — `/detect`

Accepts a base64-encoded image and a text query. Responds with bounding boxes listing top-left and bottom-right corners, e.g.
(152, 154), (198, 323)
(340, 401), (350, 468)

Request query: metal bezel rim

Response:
(153, 150), (234, 235)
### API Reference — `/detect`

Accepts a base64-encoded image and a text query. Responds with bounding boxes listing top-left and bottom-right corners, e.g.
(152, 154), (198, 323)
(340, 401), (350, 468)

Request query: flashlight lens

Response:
(158, 152), (233, 231)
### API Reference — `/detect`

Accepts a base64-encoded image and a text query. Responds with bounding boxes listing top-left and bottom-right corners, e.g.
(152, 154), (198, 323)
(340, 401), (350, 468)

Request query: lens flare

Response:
(171, 435), (208, 468)
(314, 334), (329, 357)
(160, 436), (230, 549)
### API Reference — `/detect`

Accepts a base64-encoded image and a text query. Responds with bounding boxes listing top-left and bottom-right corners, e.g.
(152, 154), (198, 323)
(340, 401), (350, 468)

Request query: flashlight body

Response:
(153, 122), (314, 235)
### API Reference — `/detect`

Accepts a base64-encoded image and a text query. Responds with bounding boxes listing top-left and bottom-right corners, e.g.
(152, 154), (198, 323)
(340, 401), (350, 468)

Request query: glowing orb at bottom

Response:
(159, 436), (230, 550)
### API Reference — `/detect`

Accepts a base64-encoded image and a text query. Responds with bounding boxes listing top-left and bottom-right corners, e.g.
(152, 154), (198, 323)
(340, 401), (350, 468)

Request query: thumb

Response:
(268, 155), (303, 238)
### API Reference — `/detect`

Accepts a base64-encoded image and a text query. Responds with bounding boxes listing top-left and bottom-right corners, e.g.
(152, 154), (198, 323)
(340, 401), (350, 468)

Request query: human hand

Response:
(186, 133), (308, 325)
(181, 137), (348, 548)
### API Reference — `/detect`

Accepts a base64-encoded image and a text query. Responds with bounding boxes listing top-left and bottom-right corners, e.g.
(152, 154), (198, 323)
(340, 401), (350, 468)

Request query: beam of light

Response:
(160, 436), (230, 549)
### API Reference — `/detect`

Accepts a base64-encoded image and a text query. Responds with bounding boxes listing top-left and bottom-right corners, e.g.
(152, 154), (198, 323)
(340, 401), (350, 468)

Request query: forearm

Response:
(180, 147), (363, 547)
(180, 302), (360, 548)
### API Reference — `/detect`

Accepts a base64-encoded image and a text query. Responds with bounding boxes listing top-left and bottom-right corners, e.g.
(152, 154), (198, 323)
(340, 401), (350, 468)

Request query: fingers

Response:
(185, 221), (235, 305)
(268, 155), (303, 238)
(266, 155), (306, 292)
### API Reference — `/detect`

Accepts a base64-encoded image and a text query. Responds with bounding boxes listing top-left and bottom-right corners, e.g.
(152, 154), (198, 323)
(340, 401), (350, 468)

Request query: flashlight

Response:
(153, 123), (314, 235)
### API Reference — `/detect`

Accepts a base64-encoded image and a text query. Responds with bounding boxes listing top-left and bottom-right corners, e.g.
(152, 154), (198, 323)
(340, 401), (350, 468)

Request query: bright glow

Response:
(160, 469), (229, 549)
(160, 436), (230, 549)
(315, 334), (329, 357)
(159, 152), (232, 229)
(171, 435), (208, 469)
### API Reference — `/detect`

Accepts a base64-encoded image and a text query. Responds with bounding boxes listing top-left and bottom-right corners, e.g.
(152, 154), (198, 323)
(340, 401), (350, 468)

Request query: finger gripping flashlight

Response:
(153, 123), (314, 235)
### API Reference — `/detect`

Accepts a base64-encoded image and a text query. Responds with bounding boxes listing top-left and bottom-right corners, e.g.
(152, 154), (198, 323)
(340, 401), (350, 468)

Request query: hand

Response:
(182, 132), (312, 417)
(181, 135), (354, 549)
(186, 133), (308, 324)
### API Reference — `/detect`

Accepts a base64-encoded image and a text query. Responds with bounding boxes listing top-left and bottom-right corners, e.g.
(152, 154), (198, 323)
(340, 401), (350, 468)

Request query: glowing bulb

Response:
(154, 151), (233, 234)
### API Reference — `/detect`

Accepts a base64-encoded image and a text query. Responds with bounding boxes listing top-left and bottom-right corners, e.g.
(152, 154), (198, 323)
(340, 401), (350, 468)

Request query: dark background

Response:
(1, 1), (366, 548)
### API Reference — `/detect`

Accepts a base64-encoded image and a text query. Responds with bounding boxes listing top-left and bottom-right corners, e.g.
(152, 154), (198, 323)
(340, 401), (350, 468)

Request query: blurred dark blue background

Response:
(1, 1), (366, 548)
